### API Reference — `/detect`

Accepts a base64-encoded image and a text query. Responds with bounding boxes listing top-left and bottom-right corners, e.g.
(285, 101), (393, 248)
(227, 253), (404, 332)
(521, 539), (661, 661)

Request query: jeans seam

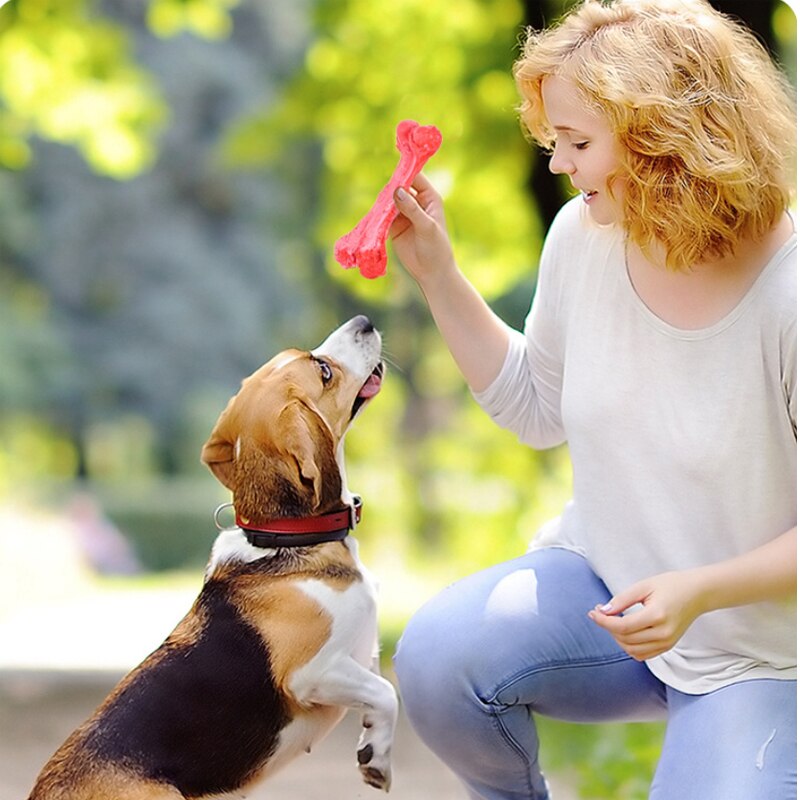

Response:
(484, 706), (539, 798)
(476, 652), (634, 800)
(481, 651), (634, 705)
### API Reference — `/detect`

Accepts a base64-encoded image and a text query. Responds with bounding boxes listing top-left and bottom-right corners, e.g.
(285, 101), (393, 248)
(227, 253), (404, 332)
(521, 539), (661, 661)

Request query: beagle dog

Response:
(28, 315), (398, 800)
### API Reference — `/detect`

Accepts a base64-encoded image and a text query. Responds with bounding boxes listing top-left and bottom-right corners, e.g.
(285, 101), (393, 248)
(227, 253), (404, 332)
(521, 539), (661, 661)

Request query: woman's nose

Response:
(548, 144), (575, 175)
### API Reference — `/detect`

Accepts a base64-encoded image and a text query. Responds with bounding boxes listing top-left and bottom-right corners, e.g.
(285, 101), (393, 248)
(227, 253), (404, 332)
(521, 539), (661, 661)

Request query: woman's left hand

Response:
(588, 570), (706, 661)
(589, 529), (797, 661)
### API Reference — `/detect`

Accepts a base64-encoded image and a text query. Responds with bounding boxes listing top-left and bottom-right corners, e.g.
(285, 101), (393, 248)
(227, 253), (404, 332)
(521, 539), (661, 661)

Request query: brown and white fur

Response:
(27, 315), (398, 800)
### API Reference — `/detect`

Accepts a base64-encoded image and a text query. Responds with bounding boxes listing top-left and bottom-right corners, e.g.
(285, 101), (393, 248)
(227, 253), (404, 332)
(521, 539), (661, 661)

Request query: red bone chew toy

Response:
(335, 120), (442, 279)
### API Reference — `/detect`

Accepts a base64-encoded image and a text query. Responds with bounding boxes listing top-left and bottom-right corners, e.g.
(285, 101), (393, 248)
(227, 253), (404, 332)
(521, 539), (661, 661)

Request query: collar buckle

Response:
(349, 495), (362, 531)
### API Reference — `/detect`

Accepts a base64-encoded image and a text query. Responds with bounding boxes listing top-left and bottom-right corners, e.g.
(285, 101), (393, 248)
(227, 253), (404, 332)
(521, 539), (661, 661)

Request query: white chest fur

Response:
(206, 528), (274, 576)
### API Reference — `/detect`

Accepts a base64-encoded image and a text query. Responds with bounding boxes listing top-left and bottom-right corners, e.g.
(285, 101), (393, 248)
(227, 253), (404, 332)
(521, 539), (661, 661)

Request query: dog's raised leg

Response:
(292, 656), (398, 791)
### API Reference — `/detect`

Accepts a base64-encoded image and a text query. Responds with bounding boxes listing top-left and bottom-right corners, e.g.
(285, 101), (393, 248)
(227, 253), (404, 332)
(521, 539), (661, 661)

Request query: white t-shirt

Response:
(474, 196), (797, 694)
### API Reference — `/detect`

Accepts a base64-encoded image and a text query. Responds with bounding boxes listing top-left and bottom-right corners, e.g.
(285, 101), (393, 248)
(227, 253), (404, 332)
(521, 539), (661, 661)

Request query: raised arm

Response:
(390, 175), (511, 393)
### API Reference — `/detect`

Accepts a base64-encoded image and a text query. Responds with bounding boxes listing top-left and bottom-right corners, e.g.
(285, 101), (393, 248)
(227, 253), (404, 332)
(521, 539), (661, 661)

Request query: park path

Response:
(0, 509), (578, 799)
(1, 669), (578, 800)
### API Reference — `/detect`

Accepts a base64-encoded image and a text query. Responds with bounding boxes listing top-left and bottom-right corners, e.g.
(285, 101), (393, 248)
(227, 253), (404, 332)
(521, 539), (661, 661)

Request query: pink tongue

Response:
(358, 374), (382, 398)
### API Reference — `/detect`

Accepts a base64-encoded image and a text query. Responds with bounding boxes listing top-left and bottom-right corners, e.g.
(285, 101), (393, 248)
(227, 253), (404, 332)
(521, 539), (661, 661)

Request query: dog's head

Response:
(201, 316), (383, 522)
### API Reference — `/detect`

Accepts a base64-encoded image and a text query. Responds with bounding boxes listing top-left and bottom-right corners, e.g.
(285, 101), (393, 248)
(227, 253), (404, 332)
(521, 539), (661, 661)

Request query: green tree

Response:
(226, 0), (542, 300)
(222, 0), (573, 571)
(0, 0), (165, 177)
(0, 0), (310, 482)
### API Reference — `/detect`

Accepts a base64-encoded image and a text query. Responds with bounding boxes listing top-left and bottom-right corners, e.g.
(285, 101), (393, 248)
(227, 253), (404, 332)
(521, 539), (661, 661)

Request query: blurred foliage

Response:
(0, 0), (166, 177)
(96, 479), (218, 570)
(147, 0), (240, 39)
(0, 0), (310, 489)
(539, 717), (665, 800)
(0, 415), (78, 495)
(219, 0), (568, 584)
(772, 0), (798, 84)
(222, 0), (543, 302)
(0, 1), (791, 798)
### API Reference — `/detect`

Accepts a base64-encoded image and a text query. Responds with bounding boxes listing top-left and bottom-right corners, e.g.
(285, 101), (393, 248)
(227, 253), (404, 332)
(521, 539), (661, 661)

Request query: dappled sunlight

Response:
(0, 497), (454, 673)
(0, 504), (88, 615)
(0, 1), (791, 798)
(0, 503), (198, 672)
(0, 0), (165, 177)
(147, 0), (240, 40)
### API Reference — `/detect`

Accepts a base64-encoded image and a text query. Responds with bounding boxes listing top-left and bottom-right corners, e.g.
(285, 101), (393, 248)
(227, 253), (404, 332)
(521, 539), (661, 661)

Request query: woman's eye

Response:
(574, 141), (589, 150)
(316, 359), (333, 384)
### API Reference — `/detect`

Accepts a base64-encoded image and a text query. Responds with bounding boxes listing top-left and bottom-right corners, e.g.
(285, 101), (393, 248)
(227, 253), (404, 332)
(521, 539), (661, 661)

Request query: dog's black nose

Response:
(353, 315), (374, 334)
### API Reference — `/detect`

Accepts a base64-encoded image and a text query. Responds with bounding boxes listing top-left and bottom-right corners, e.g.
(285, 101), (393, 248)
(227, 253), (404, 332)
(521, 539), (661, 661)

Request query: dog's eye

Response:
(315, 358), (333, 384)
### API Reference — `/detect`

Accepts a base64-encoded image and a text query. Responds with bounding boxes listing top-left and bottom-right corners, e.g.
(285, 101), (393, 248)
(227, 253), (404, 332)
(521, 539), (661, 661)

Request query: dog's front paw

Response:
(357, 737), (392, 791)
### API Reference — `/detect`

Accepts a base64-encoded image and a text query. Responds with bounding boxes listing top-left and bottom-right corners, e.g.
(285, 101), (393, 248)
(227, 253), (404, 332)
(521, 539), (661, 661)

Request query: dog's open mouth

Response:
(351, 362), (385, 418)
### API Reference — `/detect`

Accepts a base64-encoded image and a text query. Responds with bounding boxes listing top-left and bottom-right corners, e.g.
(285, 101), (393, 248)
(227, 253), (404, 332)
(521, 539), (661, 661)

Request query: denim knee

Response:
(395, 590), (555, 800)
(394, 600), (469, 729)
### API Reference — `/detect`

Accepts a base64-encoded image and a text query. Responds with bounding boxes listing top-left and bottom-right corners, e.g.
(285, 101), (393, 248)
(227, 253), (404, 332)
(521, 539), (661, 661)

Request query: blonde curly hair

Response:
(514, 0), (796, 271)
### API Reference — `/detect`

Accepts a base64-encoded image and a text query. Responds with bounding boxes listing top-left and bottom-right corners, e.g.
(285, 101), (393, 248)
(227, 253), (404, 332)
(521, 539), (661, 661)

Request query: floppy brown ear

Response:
(277, 400), (327, 510)
(201, 435), (236, 490)
(202, 394), (340, 517)
(201, 397), (238, 490)
(230, 400), (340, 520)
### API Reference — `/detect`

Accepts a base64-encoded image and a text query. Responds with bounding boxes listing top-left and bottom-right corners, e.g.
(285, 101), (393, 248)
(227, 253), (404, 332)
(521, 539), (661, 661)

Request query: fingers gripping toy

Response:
(335, 120), (442, 279)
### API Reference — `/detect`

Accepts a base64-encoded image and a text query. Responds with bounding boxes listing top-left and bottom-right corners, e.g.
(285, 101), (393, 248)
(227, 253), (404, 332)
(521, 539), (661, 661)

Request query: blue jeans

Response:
(394, 548), (797, 799)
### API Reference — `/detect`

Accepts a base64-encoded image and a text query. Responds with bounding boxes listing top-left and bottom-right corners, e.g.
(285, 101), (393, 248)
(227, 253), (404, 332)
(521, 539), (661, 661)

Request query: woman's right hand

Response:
(388, 171), (510, 393)
(389, 173), (457, 289)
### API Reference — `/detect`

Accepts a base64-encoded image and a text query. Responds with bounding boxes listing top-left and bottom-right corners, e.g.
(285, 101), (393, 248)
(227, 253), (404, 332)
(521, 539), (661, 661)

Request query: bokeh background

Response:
(0, 0), (795, 797)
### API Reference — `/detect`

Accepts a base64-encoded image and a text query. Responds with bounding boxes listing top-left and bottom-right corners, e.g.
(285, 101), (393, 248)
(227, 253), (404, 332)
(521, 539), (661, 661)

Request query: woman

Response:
(391, 1), (797, 798)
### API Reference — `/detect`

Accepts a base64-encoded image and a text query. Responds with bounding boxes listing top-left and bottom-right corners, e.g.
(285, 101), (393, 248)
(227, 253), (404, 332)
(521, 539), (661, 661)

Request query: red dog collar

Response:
(226, 497), (362, 549)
